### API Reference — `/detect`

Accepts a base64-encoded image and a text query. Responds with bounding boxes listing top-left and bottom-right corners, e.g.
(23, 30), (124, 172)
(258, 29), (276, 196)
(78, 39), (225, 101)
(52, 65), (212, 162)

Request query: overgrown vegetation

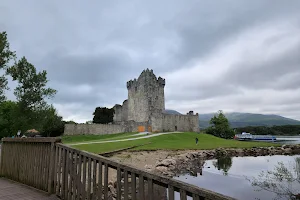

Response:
(236, 125), (300, 136)
(205, 110), (235, 139)
(0, 31), (64, 139)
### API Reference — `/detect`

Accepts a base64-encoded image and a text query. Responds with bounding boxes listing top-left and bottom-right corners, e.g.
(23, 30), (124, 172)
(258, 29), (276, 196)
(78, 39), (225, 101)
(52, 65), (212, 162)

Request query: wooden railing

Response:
(54, 144), (235, 200)
(1, 138), (235, 200)
(0, 137), (60, 193)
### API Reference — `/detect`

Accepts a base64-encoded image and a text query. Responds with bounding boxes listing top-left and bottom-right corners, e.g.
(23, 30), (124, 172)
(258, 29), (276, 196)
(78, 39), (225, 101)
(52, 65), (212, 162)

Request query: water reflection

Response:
(212, 156), (232, 176)
(248, 157), (300, 200)
(175, 155), (300, 200)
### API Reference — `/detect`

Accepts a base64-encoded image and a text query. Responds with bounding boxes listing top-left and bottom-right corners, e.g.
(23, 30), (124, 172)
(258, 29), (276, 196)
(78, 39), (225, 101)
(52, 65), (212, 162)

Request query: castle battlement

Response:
(127, 69), (165, 89)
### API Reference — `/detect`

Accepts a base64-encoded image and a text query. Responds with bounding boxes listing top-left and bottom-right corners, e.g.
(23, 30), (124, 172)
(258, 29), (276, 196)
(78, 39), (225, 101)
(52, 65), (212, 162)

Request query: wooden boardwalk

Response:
(0, 178), (60, 200)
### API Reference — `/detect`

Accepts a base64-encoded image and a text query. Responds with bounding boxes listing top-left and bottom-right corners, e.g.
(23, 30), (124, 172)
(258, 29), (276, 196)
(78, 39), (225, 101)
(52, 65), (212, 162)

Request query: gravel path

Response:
(70, 131), (182, 146)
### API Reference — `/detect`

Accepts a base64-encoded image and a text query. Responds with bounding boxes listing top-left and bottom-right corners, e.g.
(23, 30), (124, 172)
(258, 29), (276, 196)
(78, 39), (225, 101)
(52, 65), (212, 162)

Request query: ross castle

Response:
(64, 69), (199, 135)
(112, 69), (199, 133)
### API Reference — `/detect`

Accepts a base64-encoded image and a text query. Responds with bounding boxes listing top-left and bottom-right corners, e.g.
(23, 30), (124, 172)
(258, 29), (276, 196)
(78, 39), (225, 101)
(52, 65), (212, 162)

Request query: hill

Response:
(163, 109), (182, 115)
(200, 112), (300, 128)
(164, 110), (300, 129)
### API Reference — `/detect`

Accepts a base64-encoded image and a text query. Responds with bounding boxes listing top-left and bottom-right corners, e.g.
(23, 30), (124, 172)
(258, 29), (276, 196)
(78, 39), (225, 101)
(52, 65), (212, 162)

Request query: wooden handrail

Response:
(56, 143), (235, 200)
(1, 137), (62, 143)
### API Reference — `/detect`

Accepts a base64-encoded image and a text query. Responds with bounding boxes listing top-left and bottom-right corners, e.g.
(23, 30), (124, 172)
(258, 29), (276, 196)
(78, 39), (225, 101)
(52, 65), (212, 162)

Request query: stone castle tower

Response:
(126, 69), (165, 122)
(113, 69), (199, 133)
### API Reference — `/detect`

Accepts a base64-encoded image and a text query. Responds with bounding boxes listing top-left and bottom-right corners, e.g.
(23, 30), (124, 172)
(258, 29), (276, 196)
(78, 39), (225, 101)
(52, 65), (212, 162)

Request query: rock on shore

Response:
(154, 144), (300, 177)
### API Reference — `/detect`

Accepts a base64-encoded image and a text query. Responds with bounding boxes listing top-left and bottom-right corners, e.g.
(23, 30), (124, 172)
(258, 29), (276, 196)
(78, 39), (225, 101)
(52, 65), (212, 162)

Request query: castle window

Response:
(135, 87), (137, 92)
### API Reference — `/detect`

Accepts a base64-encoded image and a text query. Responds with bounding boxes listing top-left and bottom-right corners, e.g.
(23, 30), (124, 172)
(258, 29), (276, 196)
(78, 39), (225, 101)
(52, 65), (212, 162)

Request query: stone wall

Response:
(149, 112), (200, 133)
(150, 113), (164, 132)
(64, 124), (127, 135)
(162, 113), (199, 132)
(122, 100), (128, 121)
(113, 104), (122, 122)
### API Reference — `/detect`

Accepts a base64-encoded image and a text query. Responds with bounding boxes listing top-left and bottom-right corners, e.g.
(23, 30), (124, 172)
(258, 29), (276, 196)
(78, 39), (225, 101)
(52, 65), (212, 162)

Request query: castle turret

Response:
(127, 69), (165, 122)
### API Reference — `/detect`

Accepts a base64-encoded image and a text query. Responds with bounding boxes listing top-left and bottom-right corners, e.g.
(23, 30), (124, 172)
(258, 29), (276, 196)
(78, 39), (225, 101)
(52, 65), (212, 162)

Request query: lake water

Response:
(174, 155), (300, 200)
(274, 136), (300, 145)
(173, 137), (300, 200)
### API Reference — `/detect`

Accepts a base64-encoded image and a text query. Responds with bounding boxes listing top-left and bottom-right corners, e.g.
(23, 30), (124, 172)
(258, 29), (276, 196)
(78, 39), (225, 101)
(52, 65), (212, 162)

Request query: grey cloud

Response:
(223, 42), (300, 90)
(166, 81), (243, 101)
(52, 84), (127, 106)
(168, 0), (300, 64)
(42, 50), (137, 86)
(1, 0), (300, 121)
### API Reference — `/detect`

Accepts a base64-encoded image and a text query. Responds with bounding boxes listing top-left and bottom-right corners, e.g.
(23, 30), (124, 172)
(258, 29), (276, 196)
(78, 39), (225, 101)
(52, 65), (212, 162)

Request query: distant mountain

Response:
(200, 112), (300, 128)
(163, 109), (182, 115)
(164, 110), (300, 129)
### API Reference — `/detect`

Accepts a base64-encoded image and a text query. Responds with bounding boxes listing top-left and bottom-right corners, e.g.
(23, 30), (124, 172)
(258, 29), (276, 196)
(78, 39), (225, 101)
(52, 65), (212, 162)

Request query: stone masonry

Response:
(113, 69), (199, 133)
(64, 69), (199, 135)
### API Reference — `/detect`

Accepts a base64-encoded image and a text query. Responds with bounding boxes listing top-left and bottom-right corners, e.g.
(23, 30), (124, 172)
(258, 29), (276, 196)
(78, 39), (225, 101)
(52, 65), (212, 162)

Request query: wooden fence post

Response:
(48, 141), (56, 193)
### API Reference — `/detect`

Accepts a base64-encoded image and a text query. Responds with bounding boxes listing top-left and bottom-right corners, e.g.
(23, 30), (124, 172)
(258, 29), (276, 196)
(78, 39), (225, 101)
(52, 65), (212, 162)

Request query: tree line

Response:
(235, 125), (300, 136)
(0, 31), (64, 139)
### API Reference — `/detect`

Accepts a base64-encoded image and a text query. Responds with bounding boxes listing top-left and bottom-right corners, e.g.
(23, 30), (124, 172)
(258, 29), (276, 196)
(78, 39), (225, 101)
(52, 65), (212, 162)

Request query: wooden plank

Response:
(27, 143), (32, 187)
(131, 173), (136, 200)
(42, 143), (47, 191)
(97, 161), (103, 200)
(38, 143), (44, 190)
(68, 150), (73, 199)
(87, 157), (92, 200)
(2, 137), (61, 143)
(55, 146), (61, 196)
(73, 152), (78, 200)
(82, 156), (87, 200)
(45, 143), (50, 191)
(65, 149), (70, 199)
(61, 148), (66, 199)
(44, 144), (50, 191)
(104, 163), (108, 200)
(92, 159), (97, 200)
(139, 175), (144, 200)
(124, 170), (129, 200)
(147, 178), (153, 200)
(77, 154), (82, 199)
(54, 145), (59, 194)
(0, 142), (4, 175)
(168, 185), (175, 200)
(180, 189), (187, 200)
(193, 194), (200, 200)
(199, 196), (205, 200)
(116, 167), (121, 200)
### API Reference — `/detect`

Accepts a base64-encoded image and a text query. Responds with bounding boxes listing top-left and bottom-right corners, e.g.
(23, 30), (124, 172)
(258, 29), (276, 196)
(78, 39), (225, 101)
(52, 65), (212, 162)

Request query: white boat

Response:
(234, 132), (276, 141)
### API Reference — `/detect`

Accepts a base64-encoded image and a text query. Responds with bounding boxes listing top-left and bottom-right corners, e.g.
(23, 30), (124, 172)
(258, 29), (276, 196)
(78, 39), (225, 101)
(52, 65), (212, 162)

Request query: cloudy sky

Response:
(1, 0), (300, 122)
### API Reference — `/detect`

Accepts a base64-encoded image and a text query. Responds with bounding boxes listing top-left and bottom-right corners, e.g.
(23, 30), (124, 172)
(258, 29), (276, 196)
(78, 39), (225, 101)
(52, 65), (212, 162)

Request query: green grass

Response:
(69, 132), (280, 154)
(62, 132), (137, 144)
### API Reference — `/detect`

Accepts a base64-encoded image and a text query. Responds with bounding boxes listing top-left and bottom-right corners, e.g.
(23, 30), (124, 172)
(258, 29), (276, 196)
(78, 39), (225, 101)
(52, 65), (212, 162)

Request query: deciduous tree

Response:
(0, 31), (16, 102)
(6, 57), (56, 110)
(206, 110), (235, 139)
(93, 107), (114, 124)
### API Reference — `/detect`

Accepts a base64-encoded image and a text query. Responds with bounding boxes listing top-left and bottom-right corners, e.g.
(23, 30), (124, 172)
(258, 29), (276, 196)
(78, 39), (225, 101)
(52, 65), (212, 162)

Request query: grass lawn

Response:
(62, 132), (137, 144)
(69, 132), (280, 154)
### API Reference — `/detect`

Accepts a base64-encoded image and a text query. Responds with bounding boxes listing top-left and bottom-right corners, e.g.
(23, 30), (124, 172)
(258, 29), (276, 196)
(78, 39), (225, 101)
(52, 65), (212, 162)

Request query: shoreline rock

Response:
(153, 144), (300, 177)
(108, 144), (300, 199)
